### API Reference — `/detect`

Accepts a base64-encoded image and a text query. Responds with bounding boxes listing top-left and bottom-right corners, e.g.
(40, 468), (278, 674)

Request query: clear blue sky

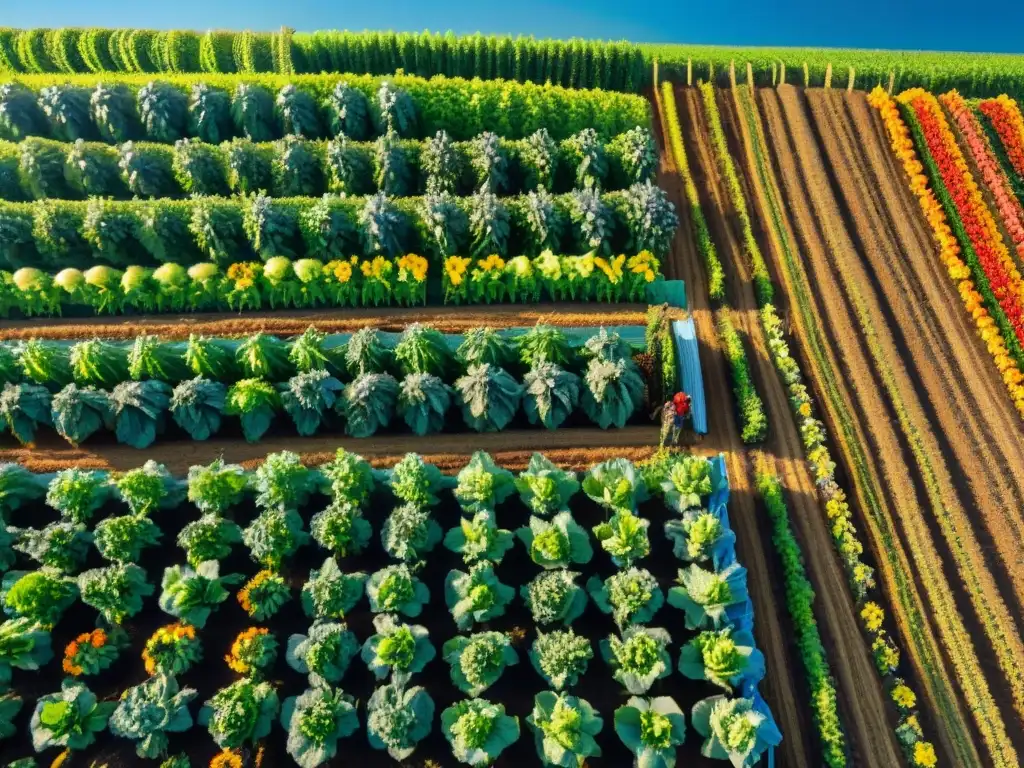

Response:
(5, 0), (1024, 55)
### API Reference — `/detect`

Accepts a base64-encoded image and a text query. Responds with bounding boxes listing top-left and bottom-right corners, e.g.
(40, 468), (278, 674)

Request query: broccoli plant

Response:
(343, 327), (391, 377)
(12, 522), (90, 573)
(442, 631), (518, 696)
(592, 509), (650, 567)
(582, 457), (647, 512)
(661, 455), (714, 513)
(468, 132), (509, 193)
(78, 563), (153, 625)
(521, 127), (558, 191)
(381, 503), (443, 563)
(310, 501), (372, 557)
(622, 180), (678, 257)
(198, 678), (279, 750)
(441, 698), (520, 766)
(367, 564), (430, 618)
(359, 192), (405, 257)
(569, 189), (612, 254)
(324, 81), (370, 139)
(361, 613), (436, 682)
(0, 617), (53, 689)
(0, 381), (52, 445)
(398, 373), (452, 435)
(600, 626), (673, 695)
(301, 558), (367, 620)
(366, 681), (434, 761)
(394, 324), (452, 378)
(280, 369), (344, 436)
(609, 127), (658, 184)
(1, 570), (77, 628)
(109, 675), (197, 759)
(515, 324), (572, 369)
(340, 372), (398, 438)
(521, 570), (588, 628)
(581, 357), (644, 430)
(252, 450), (315, 512)
(587, 567), (664, 629)
(443, 511), (515, 566)
(668, 563), (750, 631)
(454, 451), (516, 514)
(93, 513), (162, 563)
(186, 458), (248, 516)
(422, 130), (462, 195)
(319, 447), (375, 505)
(169, 377), (226, 441)
(158, 561), (243, 628)
(237, 570), (291, 622)
(111, 460), (184, 516)
(582, 328), (634, 364)
(467, 190), (509, 257)
(177, 514), (242, 567)
(50, 384), (112, 446)
(445, 563), (514, 631)
(243, 508), (309, 570)
(518, 511), (593, 570)
(281, 686), (359, 768)
(691, 696), (782, 768)
(514, 454), (579, 517)
(614, 696), (687, 768)
(225, 378), (281, 443)
(526, 692), (603, 767)
(665, 510), (736, 566)
(30, 680), (114, 752)
(286, 621), (360, 687)
(389, 453), (448, 508)
(522, 363), (580, 430)
(565, 128), (607, 191)
(679, 628), (766, 694)
(530, 629), (593, 691)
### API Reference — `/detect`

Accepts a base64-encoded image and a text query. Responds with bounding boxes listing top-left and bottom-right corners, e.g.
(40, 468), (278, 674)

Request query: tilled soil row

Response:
(654, 87), (814, 768)
(761, 83), (1018, 766)
(681, 83), (904, 766)
(731, 79), (984, 766)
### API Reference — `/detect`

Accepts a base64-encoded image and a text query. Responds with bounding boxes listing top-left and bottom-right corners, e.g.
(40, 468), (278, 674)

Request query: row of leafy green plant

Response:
(0, 71), (649, 145)
(0, 27), (649, 93)
(0, 325), (652, 446)
(0, 126), (656, 202)
(0, 183), (676, 271)
(0, 446), (778, 766)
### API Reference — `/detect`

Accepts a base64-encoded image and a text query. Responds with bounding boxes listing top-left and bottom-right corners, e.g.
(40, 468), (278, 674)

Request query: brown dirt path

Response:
(762, 83), (1018, 766)
(679, 85), (903, 765)
(653, 86), (814, 768)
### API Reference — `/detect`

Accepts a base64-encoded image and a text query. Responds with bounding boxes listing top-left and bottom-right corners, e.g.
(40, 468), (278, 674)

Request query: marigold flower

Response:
(913, 741), (937, 768)
(210, 750), (243, 768)
(860, 601), (885, 632)
(892, 683), (917, 710)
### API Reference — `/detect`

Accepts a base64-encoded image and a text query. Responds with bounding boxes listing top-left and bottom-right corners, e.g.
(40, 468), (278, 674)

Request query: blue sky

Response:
(4, 0), (1024, 54)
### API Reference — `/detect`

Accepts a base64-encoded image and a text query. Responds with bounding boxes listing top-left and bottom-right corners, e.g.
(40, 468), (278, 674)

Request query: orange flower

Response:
(210, 750), (243, 768)
(225, 627), (272, 675)
(237, 570), (275, 617)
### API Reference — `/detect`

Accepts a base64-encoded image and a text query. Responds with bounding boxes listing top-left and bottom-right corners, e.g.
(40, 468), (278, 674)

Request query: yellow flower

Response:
(479, 254), (506, 272)
(235, 277), (254, 291)
(333, 261), (353, 284)
(367, 256), (391, 279)
(574, 253), (595, 278)
(445, 255), (471, 286)
(798, 402), (812, 418)
(535, 249), (562, 280)
(225, 627), (271, 674)
(210, 750), (243, 768)
(349, 255), (359, 264)
(860, 601), (885, 632)
(507, 255), (533, 277)
(913, 742), (937, 768)
(398, 253), (429, 283)
(892, 684), (917, 710)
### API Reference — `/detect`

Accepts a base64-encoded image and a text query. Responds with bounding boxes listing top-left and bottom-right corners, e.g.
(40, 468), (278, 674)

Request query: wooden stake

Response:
(887, 70), (895, 95)
(687, 58), (692, 87)
(847, 66), (855, 92)
(780, 61), (786, 85)
(824, 62), (832, 89)
(803, 62), (809, 86)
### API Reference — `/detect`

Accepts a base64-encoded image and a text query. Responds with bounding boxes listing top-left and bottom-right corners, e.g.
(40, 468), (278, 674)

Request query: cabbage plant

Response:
(93, 513), (162, 563)
(442, 698), (520, 766)
(516, 324), (573, 368)
(169, 377), (226, 441)
(30, 680), (114, 752)
(582, 457), (647, 512)
(238, 570), (290, 621)
(600, 626), (673, 694)
(310, 501), (372, 557)
(280, 369), (344, 436)
(521, 570), (588, 628)
(177, 514), (242, 567)
(243, 508), (309, 569)
(46, 468), (109, 524)
(454, 451), (516, 513)
(614, 696), (687, 768)
(281, 686), (359, 768)
(366, 681), (434, 761)
(514, 454), (580, 516)
(302, 558), (367, 620)
(0, 381), (52, 444)
(454, 364), (522, 432)
(522, 363), (580, 430)
(593, 509), (650, 567)
(679, 628), (766, 694)
(443, 511), (515, 566)
(343, 327), (391, 377)
(669, 563), (750, 631)
(252, 450), (315, 511)
(530, 629), (593, 691)
(0, 693), (22, 739)
(185, 335), (238, 380)
(225, 378), (281, 443)
(381, 503), (442, 562)
(526, 691), (602, 767)
(186, 458), (247, 515)
(289, 327), (344, 376)
(0, 463), (46, 514)
(518, 511), (593, 569)
(319, 447), (375, 505)
(581, 357), (644, 429)
(78, 563), (154, 625)
(389, 452), (448, 507)
(456, 327), (513, 369)
(587, 567), (664, 629)
(691, 695), (782, 768)
(111, 460), (185, 515)
(582, 327), (633, 363)
(442, 631), (518, 696)
(158, 561), (243, 628)
(12, 521), (91, 573)
(1, 570), (77, 628)
(341, 372), (398, 437)
(665, 510), (736, 566)
(662, 455), (714, 513)
(109, 675), (197, 759)
(395, 323), (453, 378)
(198, 678), (279, 749)
(445, 563), (514, 630)
(361, 613), (436, 682)
(0, 617), (52, 688)
(367, 564), (430, 618)
(286, 621), (360, 687)
(398, 373), (451, 435)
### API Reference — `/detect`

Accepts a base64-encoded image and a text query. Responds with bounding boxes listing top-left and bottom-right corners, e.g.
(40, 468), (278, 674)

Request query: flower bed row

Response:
(0, 325), (653, 446)
(0, 71), (649, 145)
(869, 88), (1024, 418)
(1, 127), (655, 202)
(0, 449), (778, 766)
(978, 95), (1024, 183)
(6, 250), (662, 318)
(0, 184), (677, 272)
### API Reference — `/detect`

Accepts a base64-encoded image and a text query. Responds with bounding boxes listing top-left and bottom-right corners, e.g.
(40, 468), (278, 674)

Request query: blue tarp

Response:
(672, 317), (708, 434)
(646, 279), (687, 309)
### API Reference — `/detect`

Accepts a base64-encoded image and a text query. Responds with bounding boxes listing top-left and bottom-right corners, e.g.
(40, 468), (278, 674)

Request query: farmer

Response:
(660, 391), (692, 447)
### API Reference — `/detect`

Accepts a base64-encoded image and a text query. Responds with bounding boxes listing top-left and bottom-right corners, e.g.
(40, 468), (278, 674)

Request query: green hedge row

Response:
(0, 128), (655, 202)
(0, 71), (648, 144)
(0, 184), (677, 271)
